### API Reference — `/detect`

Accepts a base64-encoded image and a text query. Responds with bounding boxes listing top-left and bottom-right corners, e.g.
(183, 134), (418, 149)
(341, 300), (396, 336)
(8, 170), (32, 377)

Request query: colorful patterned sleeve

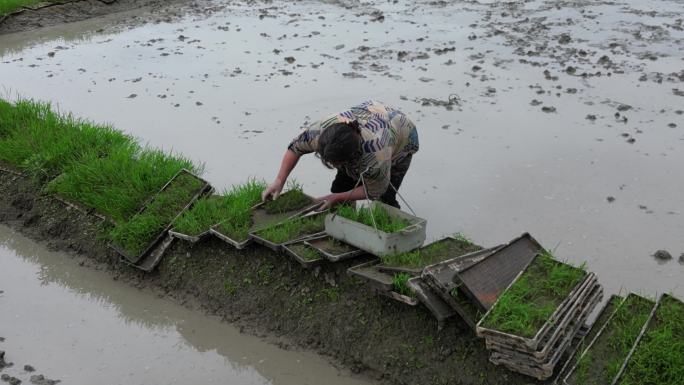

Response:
(287, 113), (342, 155)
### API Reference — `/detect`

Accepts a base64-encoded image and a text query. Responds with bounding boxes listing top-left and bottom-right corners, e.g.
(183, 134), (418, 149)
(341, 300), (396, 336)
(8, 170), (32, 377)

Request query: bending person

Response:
(262, 100), (419, 210)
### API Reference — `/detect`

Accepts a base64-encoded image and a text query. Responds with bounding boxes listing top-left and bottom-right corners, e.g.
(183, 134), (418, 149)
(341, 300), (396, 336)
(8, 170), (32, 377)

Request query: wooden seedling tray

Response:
(109, 169), (213, 265)
(303, 234), (363, 262)
(325, 201), (426, 257)
(562, 293), (656, 385)
(609, 293), (683, 385)
(554, 294), (624, 384)
(249, 211), (327, 252)
(282, 239), (326, 269)
(476, 253), (591, 351)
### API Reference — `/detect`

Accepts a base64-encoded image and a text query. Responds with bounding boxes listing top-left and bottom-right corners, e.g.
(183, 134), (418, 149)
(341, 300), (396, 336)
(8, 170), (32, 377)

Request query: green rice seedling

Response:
(47, 143), (199, 223)
(256, 214), (326, 244)
(288, 243), (322, 261)
(336, 204), (411, 233)
(568, 294), (654, 385)
(392, 273), (412, 296)
(381, 236), (481, 268)
(174, 180), (265, 237)
(110, 172), (205, 256)
(263, 180), (313, 214)
(481, 251), (587, 338)
(0, 99), (133, 179)
(618, 295), (684, 385)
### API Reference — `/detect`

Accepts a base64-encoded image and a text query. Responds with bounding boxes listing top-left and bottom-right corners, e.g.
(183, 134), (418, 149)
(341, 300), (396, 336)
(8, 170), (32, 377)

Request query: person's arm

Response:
(262, 149), (301, 201)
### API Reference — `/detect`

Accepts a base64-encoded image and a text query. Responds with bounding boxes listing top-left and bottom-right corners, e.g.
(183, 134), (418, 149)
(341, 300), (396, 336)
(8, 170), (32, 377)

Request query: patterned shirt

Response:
(288, 100), (419, 199)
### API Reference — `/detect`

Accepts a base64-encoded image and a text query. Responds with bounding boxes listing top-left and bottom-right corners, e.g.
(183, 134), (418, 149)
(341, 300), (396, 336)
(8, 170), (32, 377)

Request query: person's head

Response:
(315, 120), (363, 169)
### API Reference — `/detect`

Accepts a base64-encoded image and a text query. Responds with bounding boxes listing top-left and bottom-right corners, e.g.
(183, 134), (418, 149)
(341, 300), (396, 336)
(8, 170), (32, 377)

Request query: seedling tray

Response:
(407, 276), (457, 329)
(168, 228), (211, 243)
(610, 293), (683, 385)
(377, 236), (482, 275)
(209, 223), (253, 249)
(456, 233), (543, 311)
(348, 260), (394, 292)
(554, 294), (624, 384)
(488, 285), (603, 380)
(109, 169), (213, 264)
(250, 212), (328, 252)
(251, 190), (321, 230)
(303, 234), (363, 262)
(325, 201), (426, 257)
(374, 287), (419, 306)
(120, 233), (176, 272)
(476, 253), (591, 351)
(282, 239), (325, 268)
(563, 293), (656, 385)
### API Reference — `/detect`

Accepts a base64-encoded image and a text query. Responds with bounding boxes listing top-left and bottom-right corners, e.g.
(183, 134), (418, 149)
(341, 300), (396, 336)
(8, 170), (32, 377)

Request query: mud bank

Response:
(0, 173), (548, 385)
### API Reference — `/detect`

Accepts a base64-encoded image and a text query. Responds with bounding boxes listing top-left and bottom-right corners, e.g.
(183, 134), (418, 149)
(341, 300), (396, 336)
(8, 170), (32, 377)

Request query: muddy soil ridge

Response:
(0, 173), (550, 385)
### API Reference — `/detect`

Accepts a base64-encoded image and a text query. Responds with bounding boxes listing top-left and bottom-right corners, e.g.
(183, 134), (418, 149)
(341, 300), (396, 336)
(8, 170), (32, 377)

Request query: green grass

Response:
(0, 0), (63, 16)
(570, 294), (654, 385)
(618, 295), (684, 385)
(480, 251), (587, 338)
(263, 182), (312, 214)
(392, 272), (412, 296)
(256, 214), (325, 244)
(336, 204), (411, 233)
(0, 99), (133, 179)
(381, 235), (480, 268)
(110, 171), (205, 257)
(173, 180), (265, 237)
(288, 243), (322, 261)
(47, 143), (198, 223)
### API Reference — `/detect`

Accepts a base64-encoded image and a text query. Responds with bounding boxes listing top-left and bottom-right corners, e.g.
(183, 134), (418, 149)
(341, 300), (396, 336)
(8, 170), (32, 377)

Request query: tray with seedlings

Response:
(554, 294), (624, 383)
(347, 260), (418, 306)
(250, 182), (321, 230)
(109, 169), (212, 265)
(170, 180), (265, 248)
(611, 293), (683, 385)
(325, 201), (426, 256)
(282, 240), (325, 269)
(562, 293), (656, 385)
(486, 282), (603, 379)
(303, 234), (364, 262)
(249, 211), (327, 252)
(455, 233), (544, 312)
(377, 234), (482, 275)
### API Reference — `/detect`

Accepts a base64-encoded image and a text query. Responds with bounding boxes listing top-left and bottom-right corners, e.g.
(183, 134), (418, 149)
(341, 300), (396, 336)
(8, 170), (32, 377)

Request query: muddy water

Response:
(0, 224), (374, 385)
(0, 0), (682, 300)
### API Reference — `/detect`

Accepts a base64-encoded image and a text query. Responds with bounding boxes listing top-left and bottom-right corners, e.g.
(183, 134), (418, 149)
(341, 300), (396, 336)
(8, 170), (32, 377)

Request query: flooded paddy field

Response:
(0, 0), (683, 383)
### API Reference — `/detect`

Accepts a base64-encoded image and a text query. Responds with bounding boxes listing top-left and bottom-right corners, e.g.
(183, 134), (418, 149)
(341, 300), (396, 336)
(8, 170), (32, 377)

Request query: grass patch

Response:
(173, 180), (265, 237)
(0, 99), (133, 179)
(110, 171), (205, 257)
(480, 251), (587, 338)
(263, 181), (313, 214)
(256, 213), (325, 244)
(0, 0), (63, 16)
(381, 235), (481, 268)
(47, 143), (198, 223)
(288, 243), (322, 261)
(569, 294), (654, 385)
(617, 295), (684, 385)
(336, 204), (411, 233)
(392, 272), (412, 296)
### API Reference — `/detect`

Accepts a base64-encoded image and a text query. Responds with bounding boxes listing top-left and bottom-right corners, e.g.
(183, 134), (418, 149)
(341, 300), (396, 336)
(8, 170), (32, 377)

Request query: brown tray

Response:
(407, 277), (457, 329)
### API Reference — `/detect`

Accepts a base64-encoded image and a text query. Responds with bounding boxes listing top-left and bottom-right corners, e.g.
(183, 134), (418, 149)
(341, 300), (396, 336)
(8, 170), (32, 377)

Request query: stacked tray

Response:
(476, 253), (603, 380)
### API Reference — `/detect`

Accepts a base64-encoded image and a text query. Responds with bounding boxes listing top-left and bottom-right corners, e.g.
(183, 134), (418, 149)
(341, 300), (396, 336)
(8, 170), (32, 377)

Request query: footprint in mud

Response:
(126, 94), (137, 99)
(541, 106), (556, 113)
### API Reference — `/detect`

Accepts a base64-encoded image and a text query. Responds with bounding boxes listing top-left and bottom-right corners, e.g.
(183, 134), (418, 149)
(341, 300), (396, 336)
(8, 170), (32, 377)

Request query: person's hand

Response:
(262, 179), (284, 202)
(316, 193), (340, 211)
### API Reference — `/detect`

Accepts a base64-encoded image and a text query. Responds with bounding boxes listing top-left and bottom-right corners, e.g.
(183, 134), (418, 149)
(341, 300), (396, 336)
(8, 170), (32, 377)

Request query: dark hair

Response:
(315, 120), (362, 169)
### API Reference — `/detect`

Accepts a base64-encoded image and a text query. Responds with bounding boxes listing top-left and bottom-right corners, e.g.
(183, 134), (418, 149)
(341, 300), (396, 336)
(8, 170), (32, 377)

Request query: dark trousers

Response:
(330, 155), (412, 209)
